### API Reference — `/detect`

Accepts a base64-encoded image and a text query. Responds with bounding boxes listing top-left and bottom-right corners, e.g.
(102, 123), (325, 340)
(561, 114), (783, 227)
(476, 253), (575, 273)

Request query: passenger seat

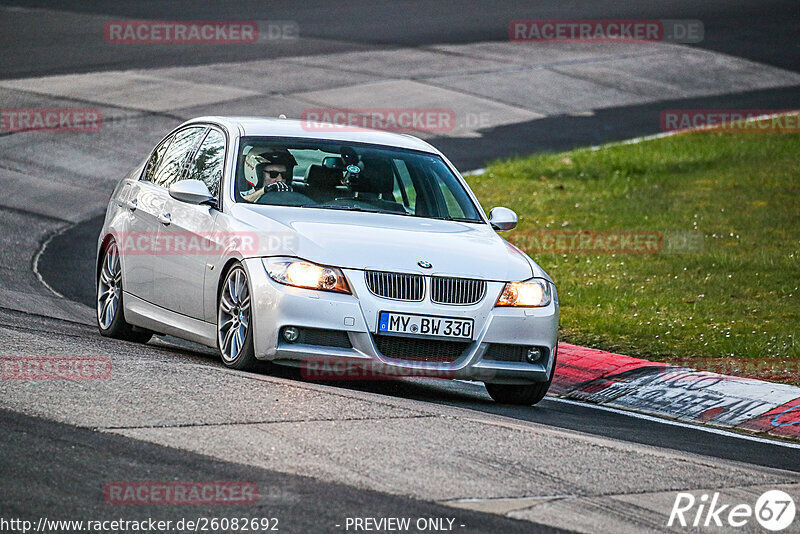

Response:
(304, 164), (343, 203)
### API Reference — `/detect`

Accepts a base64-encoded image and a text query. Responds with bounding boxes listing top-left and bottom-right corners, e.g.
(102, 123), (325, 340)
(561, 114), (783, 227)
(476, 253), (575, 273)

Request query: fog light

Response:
(283, 327), (300, 343)
(526, 347), (542, 363)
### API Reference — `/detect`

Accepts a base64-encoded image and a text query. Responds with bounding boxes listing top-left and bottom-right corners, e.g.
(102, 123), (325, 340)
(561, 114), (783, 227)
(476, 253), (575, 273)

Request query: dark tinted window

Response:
(187, 129), (225, 197)
(234, 137), (483, 222)
(152, 127), (205, 188)
(142, 134), (173, 183)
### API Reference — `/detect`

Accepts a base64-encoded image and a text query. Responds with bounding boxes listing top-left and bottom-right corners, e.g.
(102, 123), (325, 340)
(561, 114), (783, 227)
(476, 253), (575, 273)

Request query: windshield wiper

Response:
(430, 215), (482, 223)
(301, 204), (384, 214)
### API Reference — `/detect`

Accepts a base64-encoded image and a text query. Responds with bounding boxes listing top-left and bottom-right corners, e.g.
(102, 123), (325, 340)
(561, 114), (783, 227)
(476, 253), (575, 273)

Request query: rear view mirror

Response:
(322, 156), (345, 170)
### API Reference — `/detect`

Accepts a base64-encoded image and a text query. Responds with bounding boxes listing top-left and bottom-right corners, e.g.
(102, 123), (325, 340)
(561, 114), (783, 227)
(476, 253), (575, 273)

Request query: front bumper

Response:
(243, 258), (559, 385)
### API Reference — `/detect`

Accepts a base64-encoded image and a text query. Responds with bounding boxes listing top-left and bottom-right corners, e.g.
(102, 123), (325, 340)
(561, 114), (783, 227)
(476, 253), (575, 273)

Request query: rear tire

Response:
(96, 239), (153, 343)
(217, 264), (258, 371)
(484, 351), (557, 406)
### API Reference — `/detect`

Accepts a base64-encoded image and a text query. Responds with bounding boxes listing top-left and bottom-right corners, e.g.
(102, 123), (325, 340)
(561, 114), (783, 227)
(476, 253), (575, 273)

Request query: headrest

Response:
(349, 158), (394, 196)
(305, 164), (342, 189)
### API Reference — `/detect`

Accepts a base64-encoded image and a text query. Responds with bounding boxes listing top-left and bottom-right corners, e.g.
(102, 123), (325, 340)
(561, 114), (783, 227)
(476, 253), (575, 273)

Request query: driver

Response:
(241, 148), (297, 202)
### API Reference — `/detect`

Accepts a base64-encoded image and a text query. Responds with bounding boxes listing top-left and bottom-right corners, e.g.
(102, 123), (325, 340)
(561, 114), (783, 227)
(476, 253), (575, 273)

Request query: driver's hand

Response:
(242, 186), (265, 202)
(265, 181), (292, 193)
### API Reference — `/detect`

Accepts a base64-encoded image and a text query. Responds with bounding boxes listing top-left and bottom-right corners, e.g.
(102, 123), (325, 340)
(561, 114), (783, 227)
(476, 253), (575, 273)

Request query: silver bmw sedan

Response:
(97, 116), (559, 405)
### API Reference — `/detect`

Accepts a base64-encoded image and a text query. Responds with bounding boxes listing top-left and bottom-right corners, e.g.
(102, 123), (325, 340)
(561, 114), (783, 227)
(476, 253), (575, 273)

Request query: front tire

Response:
(217, 264), (258, 371)
(96, 239), (152, 343)
(484, 351), (557, 406)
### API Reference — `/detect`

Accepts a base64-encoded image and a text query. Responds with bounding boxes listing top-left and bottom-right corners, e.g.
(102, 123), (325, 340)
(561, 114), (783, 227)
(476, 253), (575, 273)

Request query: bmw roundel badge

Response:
(418, 260), (432, 269)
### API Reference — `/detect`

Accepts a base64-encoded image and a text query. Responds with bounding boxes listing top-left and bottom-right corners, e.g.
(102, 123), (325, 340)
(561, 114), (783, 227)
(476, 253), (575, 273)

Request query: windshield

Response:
(234, 137), (484, 222)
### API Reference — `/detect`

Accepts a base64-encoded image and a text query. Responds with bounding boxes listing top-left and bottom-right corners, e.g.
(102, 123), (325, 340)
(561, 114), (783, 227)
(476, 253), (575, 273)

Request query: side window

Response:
(142, 134), (174, 183)
(426, 160), (479, 220)
(186, 129), (225, 197)
(438, 181), (467, 218)
(393, 159), (416, 213)
(152, 127), (205, 189)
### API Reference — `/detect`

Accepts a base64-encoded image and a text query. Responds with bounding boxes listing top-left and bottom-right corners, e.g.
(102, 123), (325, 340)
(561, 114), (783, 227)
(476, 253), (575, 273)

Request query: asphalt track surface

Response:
(2, 0), (799, 75)
(3, 0), (800, 169)
(1, 408), (565, 534)
(2, 1), (800, 532)
(40, 214), (800, 475)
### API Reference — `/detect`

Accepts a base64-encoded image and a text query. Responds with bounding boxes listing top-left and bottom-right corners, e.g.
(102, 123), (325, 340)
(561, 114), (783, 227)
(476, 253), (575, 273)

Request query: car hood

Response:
(231, 205), (538, 281)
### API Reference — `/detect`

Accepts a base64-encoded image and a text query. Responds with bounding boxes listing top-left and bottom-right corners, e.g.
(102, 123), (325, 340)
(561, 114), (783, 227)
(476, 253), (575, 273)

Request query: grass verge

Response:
(467, 114), (800, 383)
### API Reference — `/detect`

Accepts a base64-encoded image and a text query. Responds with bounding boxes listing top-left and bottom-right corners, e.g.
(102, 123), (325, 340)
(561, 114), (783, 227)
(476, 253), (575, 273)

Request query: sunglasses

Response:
(264, 170), (285, 179)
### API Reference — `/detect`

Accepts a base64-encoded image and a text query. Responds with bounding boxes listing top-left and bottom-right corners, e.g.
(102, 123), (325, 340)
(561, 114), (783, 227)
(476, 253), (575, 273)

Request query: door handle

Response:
(158, 213), (172, 225)
(126, 198), (138, 212)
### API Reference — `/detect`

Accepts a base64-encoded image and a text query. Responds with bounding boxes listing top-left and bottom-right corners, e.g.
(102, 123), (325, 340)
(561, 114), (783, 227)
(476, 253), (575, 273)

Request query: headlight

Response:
(496, 278), (551, 307)
(263, 257), (350, 294)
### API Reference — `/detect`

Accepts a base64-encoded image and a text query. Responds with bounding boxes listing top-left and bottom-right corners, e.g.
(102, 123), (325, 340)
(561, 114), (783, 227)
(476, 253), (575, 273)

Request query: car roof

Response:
(181, 116), (441, 154)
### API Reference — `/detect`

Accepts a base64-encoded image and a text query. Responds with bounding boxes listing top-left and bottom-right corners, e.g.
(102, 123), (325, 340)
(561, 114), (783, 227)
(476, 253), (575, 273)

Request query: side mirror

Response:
(169, 180), (216, 206)
(489, 207), (518, 231)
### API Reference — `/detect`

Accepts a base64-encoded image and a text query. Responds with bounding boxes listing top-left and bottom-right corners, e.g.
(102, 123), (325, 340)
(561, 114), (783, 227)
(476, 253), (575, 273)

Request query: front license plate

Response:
(378, 312), (473, 340)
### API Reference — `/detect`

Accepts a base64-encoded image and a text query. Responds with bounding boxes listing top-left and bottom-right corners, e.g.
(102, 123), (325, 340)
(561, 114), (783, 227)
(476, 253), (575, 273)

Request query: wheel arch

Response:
(216, 257), (243, 304)
(97, 233), (117, 280)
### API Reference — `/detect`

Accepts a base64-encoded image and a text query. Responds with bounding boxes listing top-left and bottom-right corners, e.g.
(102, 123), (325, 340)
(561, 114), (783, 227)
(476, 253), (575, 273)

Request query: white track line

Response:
(32, 224), (69, 299)
(454, 379), (800, 449)
(546, 396), (800, 450)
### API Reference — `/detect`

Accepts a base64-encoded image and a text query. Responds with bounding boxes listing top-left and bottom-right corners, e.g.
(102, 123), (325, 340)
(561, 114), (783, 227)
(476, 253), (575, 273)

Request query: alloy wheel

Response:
(218, 267), (251, 363)
(97, 242), (121, 329)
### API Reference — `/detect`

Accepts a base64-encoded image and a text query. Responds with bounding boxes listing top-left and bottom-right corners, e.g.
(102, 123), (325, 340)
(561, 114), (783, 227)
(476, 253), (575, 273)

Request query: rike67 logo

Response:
(669, 490), (796, 531)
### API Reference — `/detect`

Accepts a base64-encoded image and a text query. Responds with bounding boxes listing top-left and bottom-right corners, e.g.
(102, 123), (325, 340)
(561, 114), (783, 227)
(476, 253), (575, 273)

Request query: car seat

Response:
(304, 164), (343, 203)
